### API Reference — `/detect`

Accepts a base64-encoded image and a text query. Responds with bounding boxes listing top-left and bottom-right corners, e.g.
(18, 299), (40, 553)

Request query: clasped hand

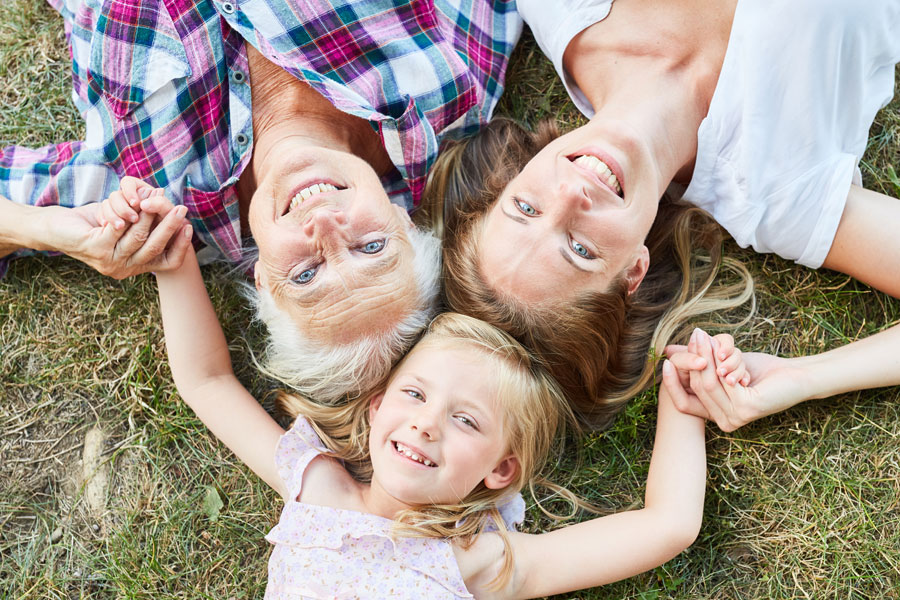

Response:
(47, 176), (192, 279)
(663, 329), (815, 432)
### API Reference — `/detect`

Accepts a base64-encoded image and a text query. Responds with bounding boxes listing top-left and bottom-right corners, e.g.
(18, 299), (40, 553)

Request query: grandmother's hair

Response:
(278, 312), (576, 591)
(244, 225), (441, 405)
(427, 117), (754, 430)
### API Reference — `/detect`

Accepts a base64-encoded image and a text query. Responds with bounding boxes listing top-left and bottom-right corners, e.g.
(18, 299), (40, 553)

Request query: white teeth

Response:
(394, 442), (434, 467)
(573, 155), (622, 195)
(289, 182), (338, 210)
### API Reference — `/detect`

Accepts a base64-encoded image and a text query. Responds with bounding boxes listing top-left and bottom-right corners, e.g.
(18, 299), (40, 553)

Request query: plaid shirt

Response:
(0, 0), (521, 272)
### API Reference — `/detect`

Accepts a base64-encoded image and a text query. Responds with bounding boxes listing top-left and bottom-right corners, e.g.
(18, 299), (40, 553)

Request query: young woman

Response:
(431, 0), (900, 429)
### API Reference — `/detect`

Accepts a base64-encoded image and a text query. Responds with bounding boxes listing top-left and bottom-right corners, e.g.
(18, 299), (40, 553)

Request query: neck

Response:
(359, 479), (415, 520)
(564, 0), (736, 184)
(237, 46), (392, 217)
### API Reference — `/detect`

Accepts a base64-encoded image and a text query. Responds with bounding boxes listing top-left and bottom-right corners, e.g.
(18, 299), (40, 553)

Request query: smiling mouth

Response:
(393, 441), (436, 467)
(283, 182), (345, 216)
(571, 155), (623, 197)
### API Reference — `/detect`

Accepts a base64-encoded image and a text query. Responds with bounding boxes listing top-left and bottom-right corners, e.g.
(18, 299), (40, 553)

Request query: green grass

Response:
(2, 1), (899, 598)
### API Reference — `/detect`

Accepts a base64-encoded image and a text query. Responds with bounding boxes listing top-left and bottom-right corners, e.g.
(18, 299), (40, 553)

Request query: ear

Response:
(624, 245), (650, 295)
(484, 455), (519, 490)
(368, 392), (385, 421)
(253, 260), (266, 291)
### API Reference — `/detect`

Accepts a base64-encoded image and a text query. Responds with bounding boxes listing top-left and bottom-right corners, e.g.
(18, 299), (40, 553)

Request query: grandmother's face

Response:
(249, 146), (419, 344)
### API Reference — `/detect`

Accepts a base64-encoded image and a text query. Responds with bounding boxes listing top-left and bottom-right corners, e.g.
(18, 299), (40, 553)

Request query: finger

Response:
(119, 176), (155, 209)
(130, 205), (188, 265)
(662, 360), (710, 419)
(689, 330), (732, 425)
(101, 193), (128, 230)
(109, 189), (139, 223)
(153, 223), (193, 272)
(664, 344), (688, 358)
(139, 195), (177, 218)
(115, 208), (155, 259)
(709, 333), (734, 360)
(715, 347), (743, 378)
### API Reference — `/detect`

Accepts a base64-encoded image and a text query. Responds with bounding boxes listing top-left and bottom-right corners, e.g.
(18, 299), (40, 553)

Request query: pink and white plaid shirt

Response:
(0, 0), (521, 273)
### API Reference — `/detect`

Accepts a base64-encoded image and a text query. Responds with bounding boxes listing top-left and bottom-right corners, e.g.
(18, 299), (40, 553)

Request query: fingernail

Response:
(718, 368), (726, 376)
(710, 337), (719, 349)
(695, 357), (706, 369)
(139, 187), (151, 199)
(177, 205), (187, 217)
(662, 359), (672, 375)
(130, 214), (138, 223)
(183, 224), (193, 238)
(690, 329), (699, 344)
(140, 199), (150, 210)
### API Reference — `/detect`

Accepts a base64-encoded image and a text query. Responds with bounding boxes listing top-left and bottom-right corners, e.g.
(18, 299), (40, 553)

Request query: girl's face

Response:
(367, 342), (519, 506)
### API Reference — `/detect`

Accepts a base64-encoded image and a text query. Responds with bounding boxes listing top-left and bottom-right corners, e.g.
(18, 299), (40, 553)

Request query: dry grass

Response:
(2, 2), (899, 598)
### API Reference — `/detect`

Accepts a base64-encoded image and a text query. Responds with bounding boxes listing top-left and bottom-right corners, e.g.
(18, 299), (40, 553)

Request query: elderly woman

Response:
(0, 0), (522, 402)
(432, 0), (900, 428)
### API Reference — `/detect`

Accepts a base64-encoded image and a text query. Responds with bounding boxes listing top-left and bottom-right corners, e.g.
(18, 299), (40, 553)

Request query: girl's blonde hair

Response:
(426, 118), (755, 430)
(279, 312), (576, 589)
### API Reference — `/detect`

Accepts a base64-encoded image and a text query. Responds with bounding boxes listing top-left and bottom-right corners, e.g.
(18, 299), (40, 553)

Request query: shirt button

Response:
(235, 132), (249, 146)
(221, 1), (235, 14)
(231, 70), (246, 84)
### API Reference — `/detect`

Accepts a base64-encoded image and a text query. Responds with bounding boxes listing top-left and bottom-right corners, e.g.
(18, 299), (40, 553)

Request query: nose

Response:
(410, 406), (441, 441)
(554, 180), (591, 220)
(302, 208), (348, 243)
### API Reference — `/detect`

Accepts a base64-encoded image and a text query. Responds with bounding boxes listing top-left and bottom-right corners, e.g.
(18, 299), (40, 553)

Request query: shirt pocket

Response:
(87, 0), (192, 119)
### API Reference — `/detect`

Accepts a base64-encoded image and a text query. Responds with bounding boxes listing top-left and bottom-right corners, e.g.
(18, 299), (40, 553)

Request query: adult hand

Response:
(42, 184), (192, 279)
(665, 330), (815, 432)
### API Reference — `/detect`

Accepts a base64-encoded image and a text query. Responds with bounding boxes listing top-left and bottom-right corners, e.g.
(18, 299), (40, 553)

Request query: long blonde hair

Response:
(279, 312), (577, 589)
(427, 118), (755, 429)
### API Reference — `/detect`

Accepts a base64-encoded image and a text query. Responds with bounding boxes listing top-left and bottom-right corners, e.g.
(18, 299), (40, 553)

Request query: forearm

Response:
(156, 249), (236, 394)
(644, 387), (706, 538)
(793, 322), (900, 400)
(0, 196), (56, 257)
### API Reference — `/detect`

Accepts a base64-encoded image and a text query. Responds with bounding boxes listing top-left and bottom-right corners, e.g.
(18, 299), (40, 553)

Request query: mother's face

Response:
(478, 124), (660, 303)
(249, 146), (419, 344)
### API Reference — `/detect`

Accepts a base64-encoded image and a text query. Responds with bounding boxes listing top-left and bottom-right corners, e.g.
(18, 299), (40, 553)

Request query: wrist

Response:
(0, 201), (47, 253)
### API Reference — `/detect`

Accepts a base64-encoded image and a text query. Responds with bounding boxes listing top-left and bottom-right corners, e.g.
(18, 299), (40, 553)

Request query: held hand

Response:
(666, 330), (815, 431)
(45, 181), (192, 279)
(665, 331), (750, 386)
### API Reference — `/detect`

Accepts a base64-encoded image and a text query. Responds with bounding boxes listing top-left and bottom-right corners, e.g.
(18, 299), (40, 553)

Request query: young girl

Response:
(144, 180), (712, 596)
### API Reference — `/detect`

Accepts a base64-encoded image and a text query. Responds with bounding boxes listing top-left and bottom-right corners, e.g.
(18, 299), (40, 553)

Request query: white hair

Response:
(245, 226), (441, 404)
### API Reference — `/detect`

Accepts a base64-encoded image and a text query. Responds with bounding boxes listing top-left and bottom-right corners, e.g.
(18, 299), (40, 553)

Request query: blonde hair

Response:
(428, 118), (754, 429)
(279, 312), (576, 589)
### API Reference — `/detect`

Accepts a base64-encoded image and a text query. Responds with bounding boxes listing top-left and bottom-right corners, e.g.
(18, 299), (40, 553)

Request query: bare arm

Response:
(823, 184), (900, 298)
(0, 181), (190, 278)
(156, 249), (286, 496)
(480, 362), (706, 599)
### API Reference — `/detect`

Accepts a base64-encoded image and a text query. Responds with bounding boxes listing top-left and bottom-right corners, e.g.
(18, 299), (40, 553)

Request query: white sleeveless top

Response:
(519, 0), (900, 267)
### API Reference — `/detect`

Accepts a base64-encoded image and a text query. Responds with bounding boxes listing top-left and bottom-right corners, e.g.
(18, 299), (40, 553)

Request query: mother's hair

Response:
(427, 118), (754, 430)
(244, 225), (442, 405)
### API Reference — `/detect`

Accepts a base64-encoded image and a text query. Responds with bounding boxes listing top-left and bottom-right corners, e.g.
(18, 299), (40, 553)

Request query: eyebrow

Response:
(501, 205), (528, 225)
(558, 247), (590, 272)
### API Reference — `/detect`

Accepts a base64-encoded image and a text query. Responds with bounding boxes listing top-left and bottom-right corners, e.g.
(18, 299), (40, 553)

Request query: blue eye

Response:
(293, 266), (318, 284)
(571, 240), (592, 258)
(514, 198), (537, 216)
(360, 239), (386, 254)
(455, 414), (478, 430)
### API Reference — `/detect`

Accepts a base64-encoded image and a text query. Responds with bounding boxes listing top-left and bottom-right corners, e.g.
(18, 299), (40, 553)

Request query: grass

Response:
(2, 1), (899, 598)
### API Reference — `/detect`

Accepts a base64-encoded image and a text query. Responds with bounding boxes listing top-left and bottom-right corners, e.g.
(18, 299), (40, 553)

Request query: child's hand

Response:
(96, 176), (162, 229)
(664, 330), (750, 387)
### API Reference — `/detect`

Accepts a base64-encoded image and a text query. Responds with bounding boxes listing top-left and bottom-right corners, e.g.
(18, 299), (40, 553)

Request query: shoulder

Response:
(453, 531), (534, 599)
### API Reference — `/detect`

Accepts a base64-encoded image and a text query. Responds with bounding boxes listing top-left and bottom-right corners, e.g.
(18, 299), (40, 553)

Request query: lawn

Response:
(1, 0), (899, 598)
